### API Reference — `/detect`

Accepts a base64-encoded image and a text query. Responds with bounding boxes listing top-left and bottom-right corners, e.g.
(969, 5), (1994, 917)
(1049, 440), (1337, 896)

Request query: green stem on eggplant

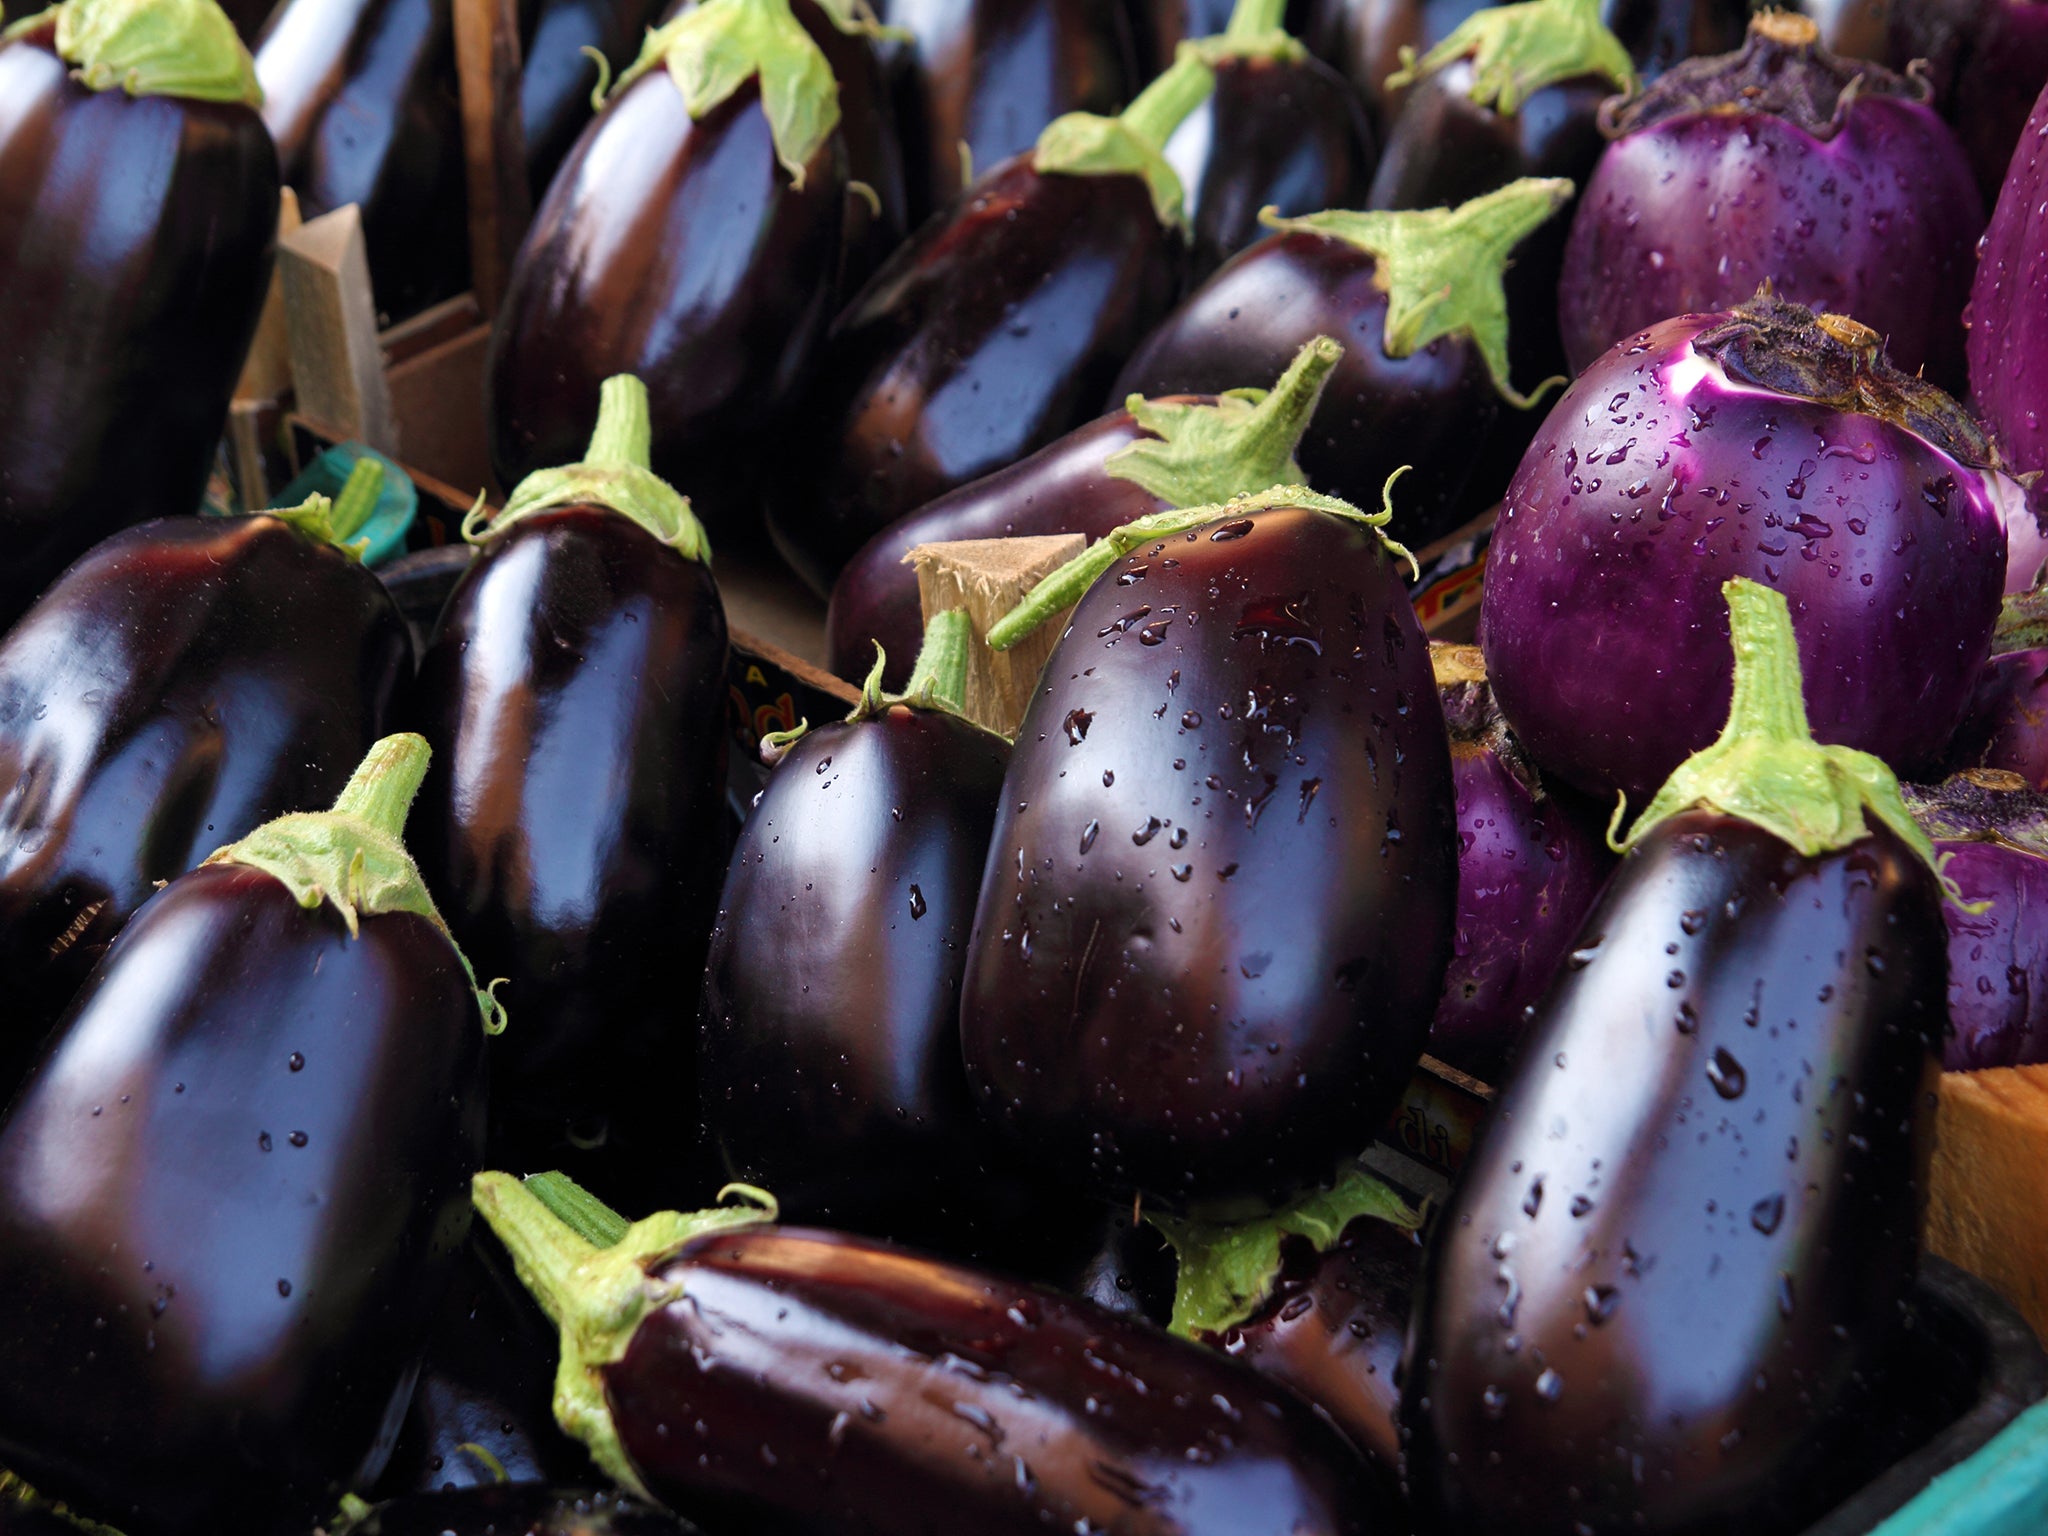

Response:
(840, 609), (991, 733)
(525, 1170), (632, 1248)
(1187, 0), (1305, 67)
(1033, 49), (1217, 226)
(1385, 0), (1635, 115)
(268, 456), (384, 560)
(6, 0), (263, 106)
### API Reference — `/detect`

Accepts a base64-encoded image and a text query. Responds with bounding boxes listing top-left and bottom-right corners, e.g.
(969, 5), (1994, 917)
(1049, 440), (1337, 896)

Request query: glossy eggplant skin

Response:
(0, 865), (487, 1536)
(348, 1487), (703, 1535)
(0, 515), (410, 1092)
(519, 0), (668, 199)
(877, 0), (1136, 223)
(769, 157), (1182, 595)
(0, 33), (278, 631)
(699, 707), (1010, 1235)
(1893, 0), (2048, 206)
(256, 0), (469, 320)
(961, 505), (1458, 1205)
(826, 410), (1162, 688)
(487, 66), (846, 538)
(602, 1226), (1382, 1535)
(409, 508), (729, 1211)
(1403, 813), (1947, 1536)
(1165, 52), (1378, 282)
(1112, 232), (1499, 545)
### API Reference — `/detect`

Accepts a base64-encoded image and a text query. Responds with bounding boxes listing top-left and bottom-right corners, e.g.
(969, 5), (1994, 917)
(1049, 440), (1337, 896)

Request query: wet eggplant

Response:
(341, 1486), (704, 1535)
(1404, 580), (1953, 1535)
(960, 484), (1458, 1206)
(766, 48), (1215, 594)
(256, 0), (470, 320)
(487, 0), (862, 537)
(0, 0), (279, 632)
(0, 735), (500, 1536)
(0, 466), (411, 1091)
(410, 376), (729, 1212)
(474, 1175), (1387, 1534)
(1112, 178), (1572, 544)
(826, 334), (1341, 689)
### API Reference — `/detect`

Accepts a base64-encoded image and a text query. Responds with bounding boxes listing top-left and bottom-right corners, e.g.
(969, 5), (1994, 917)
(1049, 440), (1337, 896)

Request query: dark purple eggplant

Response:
(1162, 1), (1378, 280)
(960, 484), (1458, 1206)
(518, 0), (668, 199)
(1482, 291), (2012, 807)
(1112, 178), (1572, 544)
(343, 1487), (704, 1535)
(827, 333), (1341, 689)
(487, 0), (859, 538)
(878, 0), (1137, 223)
(1428, 642), (1614, 1081)
(256, 0), (469, 321)
(765, 48), (1215, 595)
(699, 612), (1017, 1237)
(0, 465), (411, 1092)
(1557, 11), (1983, 389)
(412, 376), (729, 1212)
(1404, 579), (1952, 1535)
(0, 735), (499, 1536)
(1949, 653), (2048, 787)
(1966, 73), (2048, 479)
(1893, 0), (2048, 207)
(473, 1175), (1386, 1534)
(0, 1), (278, 632)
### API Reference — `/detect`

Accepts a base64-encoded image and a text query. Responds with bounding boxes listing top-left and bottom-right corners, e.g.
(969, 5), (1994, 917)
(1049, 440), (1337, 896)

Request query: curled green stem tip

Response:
(844, 608), (980, 727)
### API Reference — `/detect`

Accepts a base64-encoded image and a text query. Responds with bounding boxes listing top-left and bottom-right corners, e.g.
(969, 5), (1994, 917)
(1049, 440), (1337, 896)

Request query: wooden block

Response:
(279, 204), (398, 454)
(913, 534), (1085, 737)
(454, 0), (532, 317)
(384, 323), (494, 498)
(235, 188), (302, 403)
(1927, 1065), (2048, 1340)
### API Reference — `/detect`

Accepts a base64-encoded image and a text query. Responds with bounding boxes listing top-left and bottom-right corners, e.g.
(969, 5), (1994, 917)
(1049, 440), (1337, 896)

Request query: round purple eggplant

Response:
(826, 334), (1342, 689)
(0, 467), (411, 1090)
(1893, 0), (2048, 206)
(879, 0), (1138, 223)
(0, 735), (499, 1536)
(1558, 10), (1983, 388)
(473, 1175), (1386, 1535)
(1112, 178), (1573, 544)
(765, 49), (1217, 595)
(518, 0), (668, 199)
(1949, 653), (2048, 787)
(1904, 769), (2048, 1071)
(345, 1487), (704, 1535)
(0, 0), (278, 632)
(1405, 580), (1952, 1535)
(1966, 74), (2048, 479)
(486, 0), (857, 538)
(960, 485), (1458, 1207)
(1162, 2), (1378, 281)
(1480, 290), (2010, 806)
(410, 377), (729, 1212)
(256, 0), (469, 321)
(1428, 642), (1614, 1081)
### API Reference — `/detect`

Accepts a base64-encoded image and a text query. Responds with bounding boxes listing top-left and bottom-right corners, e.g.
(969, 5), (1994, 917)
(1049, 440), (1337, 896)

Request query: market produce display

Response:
(9, 0), (2048, 1529)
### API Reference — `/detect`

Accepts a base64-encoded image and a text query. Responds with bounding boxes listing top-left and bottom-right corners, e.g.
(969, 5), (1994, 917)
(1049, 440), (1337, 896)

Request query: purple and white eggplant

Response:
(1482, 289), (2010, 806)
(1558, 11), (1983, 388)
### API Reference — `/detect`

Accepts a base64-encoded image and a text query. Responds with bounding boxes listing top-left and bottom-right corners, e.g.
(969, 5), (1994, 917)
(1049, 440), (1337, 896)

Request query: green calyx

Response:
(1184, 0), (1305, 68)
(604, 0), (850, 185)
(266, 456), (383, 561)
(1148, 1165), (1419, 1338)
(471, 1171), (780, 1504)
(1261, 177), (1574, 408)
(986, 473), (1419, 653)
(466, 375), (709, 563)
(1106, 334), (1340, 509)
(1610, 579), (1979, 911)
(846, 606), (976, 722)
(1034, 47), (1216, 227)
(1386, 0), (1633, 115)
(7, 0), (262, 105)
(204, 734), (509, 1034)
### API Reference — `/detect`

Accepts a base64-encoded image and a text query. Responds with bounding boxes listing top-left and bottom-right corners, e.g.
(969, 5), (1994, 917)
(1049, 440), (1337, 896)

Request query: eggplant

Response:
(0, 465), (411, 1092)
(0, 0), (278, 633)
(826, 334), (1342, 689)
(411, 376), (729, 1213)
(256, 0), (470, 321)
(960, 484), (1458, 1206)
(473, 1175), (1386, 1534)
(698, 612), (1016, 1237)
(1966, 72), (2048, 479)
(518, 0), (668, 199)
(1129, 0), (1315, 74)
(1429, 642), (1614, 1081)
(487, 0), (861, 538)
(1111, 178), (1572, 544)
(1162, 0), (1378, 281)
(878, 0), (1137, 223)
(765, 47), (1216, 595)
(1949, 652), (2048, 788)
(1480, 290), (2011, 807)
(0, 735), (499, 1536)
(342, 1487), (704, 1535)
(1404, 580), (1952, 1535)
(1892, 0), (2048, 207)
(1557, 11), (1984, 389)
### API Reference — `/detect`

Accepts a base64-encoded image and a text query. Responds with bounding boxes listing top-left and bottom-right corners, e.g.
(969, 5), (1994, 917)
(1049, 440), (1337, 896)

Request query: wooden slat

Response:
(1928, 1066), (2048, 1341)
(278, 204), (398, 455)
(453, 0), (532, 318)
(913, 534), (1086, 737)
